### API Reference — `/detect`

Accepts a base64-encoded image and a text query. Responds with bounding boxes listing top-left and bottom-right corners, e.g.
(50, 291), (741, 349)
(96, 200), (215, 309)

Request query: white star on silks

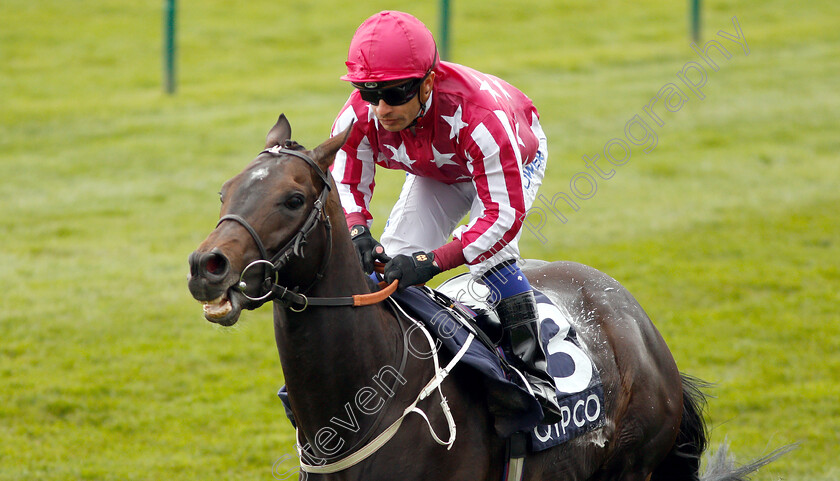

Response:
(480, 80), (503, 101)
(431, 145), (458, 168)
(471, 74), (502, 101)
(491, 78), (512, 100)
(384, 143), (416, 168)
(455, 153), (473, 181)
(515, 122), (526, 148)
(442, 105), (468, 140)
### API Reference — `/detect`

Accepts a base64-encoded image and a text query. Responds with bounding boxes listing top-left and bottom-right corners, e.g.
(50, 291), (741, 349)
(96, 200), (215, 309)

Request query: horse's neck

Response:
(273, 216), (409, 451)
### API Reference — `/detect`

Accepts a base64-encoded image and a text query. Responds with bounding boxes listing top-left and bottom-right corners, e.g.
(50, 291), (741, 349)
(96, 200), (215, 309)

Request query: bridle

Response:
(217, 145), (396, 310)
(217, 148), (460, 475)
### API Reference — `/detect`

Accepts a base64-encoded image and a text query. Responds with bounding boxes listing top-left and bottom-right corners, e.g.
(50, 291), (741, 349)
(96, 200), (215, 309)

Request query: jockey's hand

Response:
(349, 225), (390, 274)
(384, 251), (441, 289)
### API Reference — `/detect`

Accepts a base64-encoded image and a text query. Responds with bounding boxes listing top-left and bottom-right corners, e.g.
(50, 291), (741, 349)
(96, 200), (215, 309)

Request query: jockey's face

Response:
(371, 73), (435, 132)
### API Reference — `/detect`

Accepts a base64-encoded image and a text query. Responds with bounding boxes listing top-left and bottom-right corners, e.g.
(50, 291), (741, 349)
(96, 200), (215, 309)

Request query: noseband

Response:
(217, 146), (333, 310)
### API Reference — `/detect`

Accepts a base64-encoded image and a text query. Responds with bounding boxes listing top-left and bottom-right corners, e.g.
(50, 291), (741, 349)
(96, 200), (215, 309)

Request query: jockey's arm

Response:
(330, 100), (377, 230)
(445, 112), (528, 274)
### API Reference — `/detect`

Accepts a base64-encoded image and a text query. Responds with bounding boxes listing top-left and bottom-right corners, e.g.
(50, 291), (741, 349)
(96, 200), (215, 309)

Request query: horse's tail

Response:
(650, 373), (709, 481)
(700, 442), (797, 481)
(651, 374), (796, 481)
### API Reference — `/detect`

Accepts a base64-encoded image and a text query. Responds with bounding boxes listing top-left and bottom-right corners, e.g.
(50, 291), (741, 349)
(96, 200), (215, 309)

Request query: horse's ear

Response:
(265, 114), (292, 149)
(312, 122), (353, 170)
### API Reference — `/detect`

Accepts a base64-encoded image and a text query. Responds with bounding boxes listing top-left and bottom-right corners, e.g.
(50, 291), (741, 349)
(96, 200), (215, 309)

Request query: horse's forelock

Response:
(246, 148), (321, 190)
(283, 139), (306, 151)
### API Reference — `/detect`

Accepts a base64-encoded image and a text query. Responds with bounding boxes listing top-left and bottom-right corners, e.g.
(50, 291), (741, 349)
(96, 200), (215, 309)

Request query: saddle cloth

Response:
(434, 273), (606, 451)
(278, 273), (605, 452)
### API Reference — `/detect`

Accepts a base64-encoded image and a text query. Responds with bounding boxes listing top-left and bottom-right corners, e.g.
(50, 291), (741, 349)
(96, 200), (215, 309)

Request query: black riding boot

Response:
(495, 290), (564, 425)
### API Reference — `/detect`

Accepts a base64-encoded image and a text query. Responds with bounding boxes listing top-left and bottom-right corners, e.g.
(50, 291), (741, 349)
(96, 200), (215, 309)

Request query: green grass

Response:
(2, 0), (838, 479)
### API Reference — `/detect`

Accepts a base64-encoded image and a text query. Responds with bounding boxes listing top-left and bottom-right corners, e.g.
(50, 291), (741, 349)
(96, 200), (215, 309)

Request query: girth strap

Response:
(504, 432), (528, 481)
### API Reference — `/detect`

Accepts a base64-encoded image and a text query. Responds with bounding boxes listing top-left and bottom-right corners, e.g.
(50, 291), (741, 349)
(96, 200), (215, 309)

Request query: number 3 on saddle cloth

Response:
(277, 272), (606, 452)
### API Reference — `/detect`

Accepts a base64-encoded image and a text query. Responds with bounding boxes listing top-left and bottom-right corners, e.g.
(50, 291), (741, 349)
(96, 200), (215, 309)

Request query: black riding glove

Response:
(349, 224), (390, 274)
(384, 251), (441, 289)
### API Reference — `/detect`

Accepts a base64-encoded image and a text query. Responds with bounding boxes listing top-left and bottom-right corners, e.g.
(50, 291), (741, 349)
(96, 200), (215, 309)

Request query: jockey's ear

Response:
(312, 122), (353, 171)
(265, 114), (292, 149)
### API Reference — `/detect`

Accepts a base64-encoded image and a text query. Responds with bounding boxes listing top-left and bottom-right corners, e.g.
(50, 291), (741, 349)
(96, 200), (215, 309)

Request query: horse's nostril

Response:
(189, 251), (202, 277)
(205, 253), (228, 276)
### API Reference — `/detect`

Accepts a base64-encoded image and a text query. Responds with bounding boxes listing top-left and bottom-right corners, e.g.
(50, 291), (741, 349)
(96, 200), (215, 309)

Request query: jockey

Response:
(330, 11), (561, 423)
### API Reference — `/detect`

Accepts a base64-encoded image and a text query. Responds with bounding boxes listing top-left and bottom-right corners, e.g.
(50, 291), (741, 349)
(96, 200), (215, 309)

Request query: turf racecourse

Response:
(2, 0), (837, 479)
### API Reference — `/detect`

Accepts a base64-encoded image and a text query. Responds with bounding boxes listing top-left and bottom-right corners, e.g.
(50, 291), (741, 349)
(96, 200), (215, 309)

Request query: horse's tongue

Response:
(203, 296), (232, 319)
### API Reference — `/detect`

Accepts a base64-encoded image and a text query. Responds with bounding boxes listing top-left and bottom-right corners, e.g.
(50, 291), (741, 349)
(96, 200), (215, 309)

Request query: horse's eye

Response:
(219, 192), (224, 204)
(284, 194), (305, 210)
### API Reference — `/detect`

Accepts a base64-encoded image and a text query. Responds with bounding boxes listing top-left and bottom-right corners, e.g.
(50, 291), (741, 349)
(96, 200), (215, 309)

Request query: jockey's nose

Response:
(374, 99), (392, 115)
(189, 249), (230, 281)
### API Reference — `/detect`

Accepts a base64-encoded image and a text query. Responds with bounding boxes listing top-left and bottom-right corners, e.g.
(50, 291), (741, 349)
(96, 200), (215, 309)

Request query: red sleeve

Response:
(432, 239), (467, 271)
(329, 94), (378, 228)
(454, 111), (526, 265)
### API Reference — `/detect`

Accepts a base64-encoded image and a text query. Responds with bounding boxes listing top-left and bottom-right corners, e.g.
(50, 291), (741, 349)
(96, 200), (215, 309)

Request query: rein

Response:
(218, 146), (397, 310)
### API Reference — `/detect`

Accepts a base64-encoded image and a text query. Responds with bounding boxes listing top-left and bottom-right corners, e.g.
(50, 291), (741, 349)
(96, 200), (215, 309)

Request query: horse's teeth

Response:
(203, 295), (232, 318)
(203, 295), (225, 306)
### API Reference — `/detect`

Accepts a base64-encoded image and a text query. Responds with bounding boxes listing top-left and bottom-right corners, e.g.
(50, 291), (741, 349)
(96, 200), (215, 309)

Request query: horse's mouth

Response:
(203, 294), (232, 317)
(201, 290), (242, 326)
(189, 269), (258, 326)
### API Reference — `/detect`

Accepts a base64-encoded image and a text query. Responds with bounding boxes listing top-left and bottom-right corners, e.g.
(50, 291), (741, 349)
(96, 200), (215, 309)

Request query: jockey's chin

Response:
(377, 116), (411, 132)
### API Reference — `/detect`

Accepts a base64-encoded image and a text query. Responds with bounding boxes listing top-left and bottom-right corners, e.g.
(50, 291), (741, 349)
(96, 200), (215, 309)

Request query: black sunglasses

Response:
(353, 75), (426, 106)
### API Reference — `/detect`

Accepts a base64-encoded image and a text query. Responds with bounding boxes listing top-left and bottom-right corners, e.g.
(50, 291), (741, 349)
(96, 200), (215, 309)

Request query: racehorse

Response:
(188, 115), (789, 480)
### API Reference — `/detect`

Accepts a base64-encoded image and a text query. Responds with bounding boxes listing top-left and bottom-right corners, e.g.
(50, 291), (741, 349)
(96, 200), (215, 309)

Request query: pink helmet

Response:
(341, 11), (439, 84)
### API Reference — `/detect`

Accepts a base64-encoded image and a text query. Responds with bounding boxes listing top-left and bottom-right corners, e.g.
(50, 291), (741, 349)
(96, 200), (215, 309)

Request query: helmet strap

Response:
(407, 97), (427, 131)
(407, 73), (434, 130)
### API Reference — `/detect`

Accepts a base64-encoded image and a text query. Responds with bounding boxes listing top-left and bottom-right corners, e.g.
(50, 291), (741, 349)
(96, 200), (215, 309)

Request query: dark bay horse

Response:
(188, 115), (789, 480)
